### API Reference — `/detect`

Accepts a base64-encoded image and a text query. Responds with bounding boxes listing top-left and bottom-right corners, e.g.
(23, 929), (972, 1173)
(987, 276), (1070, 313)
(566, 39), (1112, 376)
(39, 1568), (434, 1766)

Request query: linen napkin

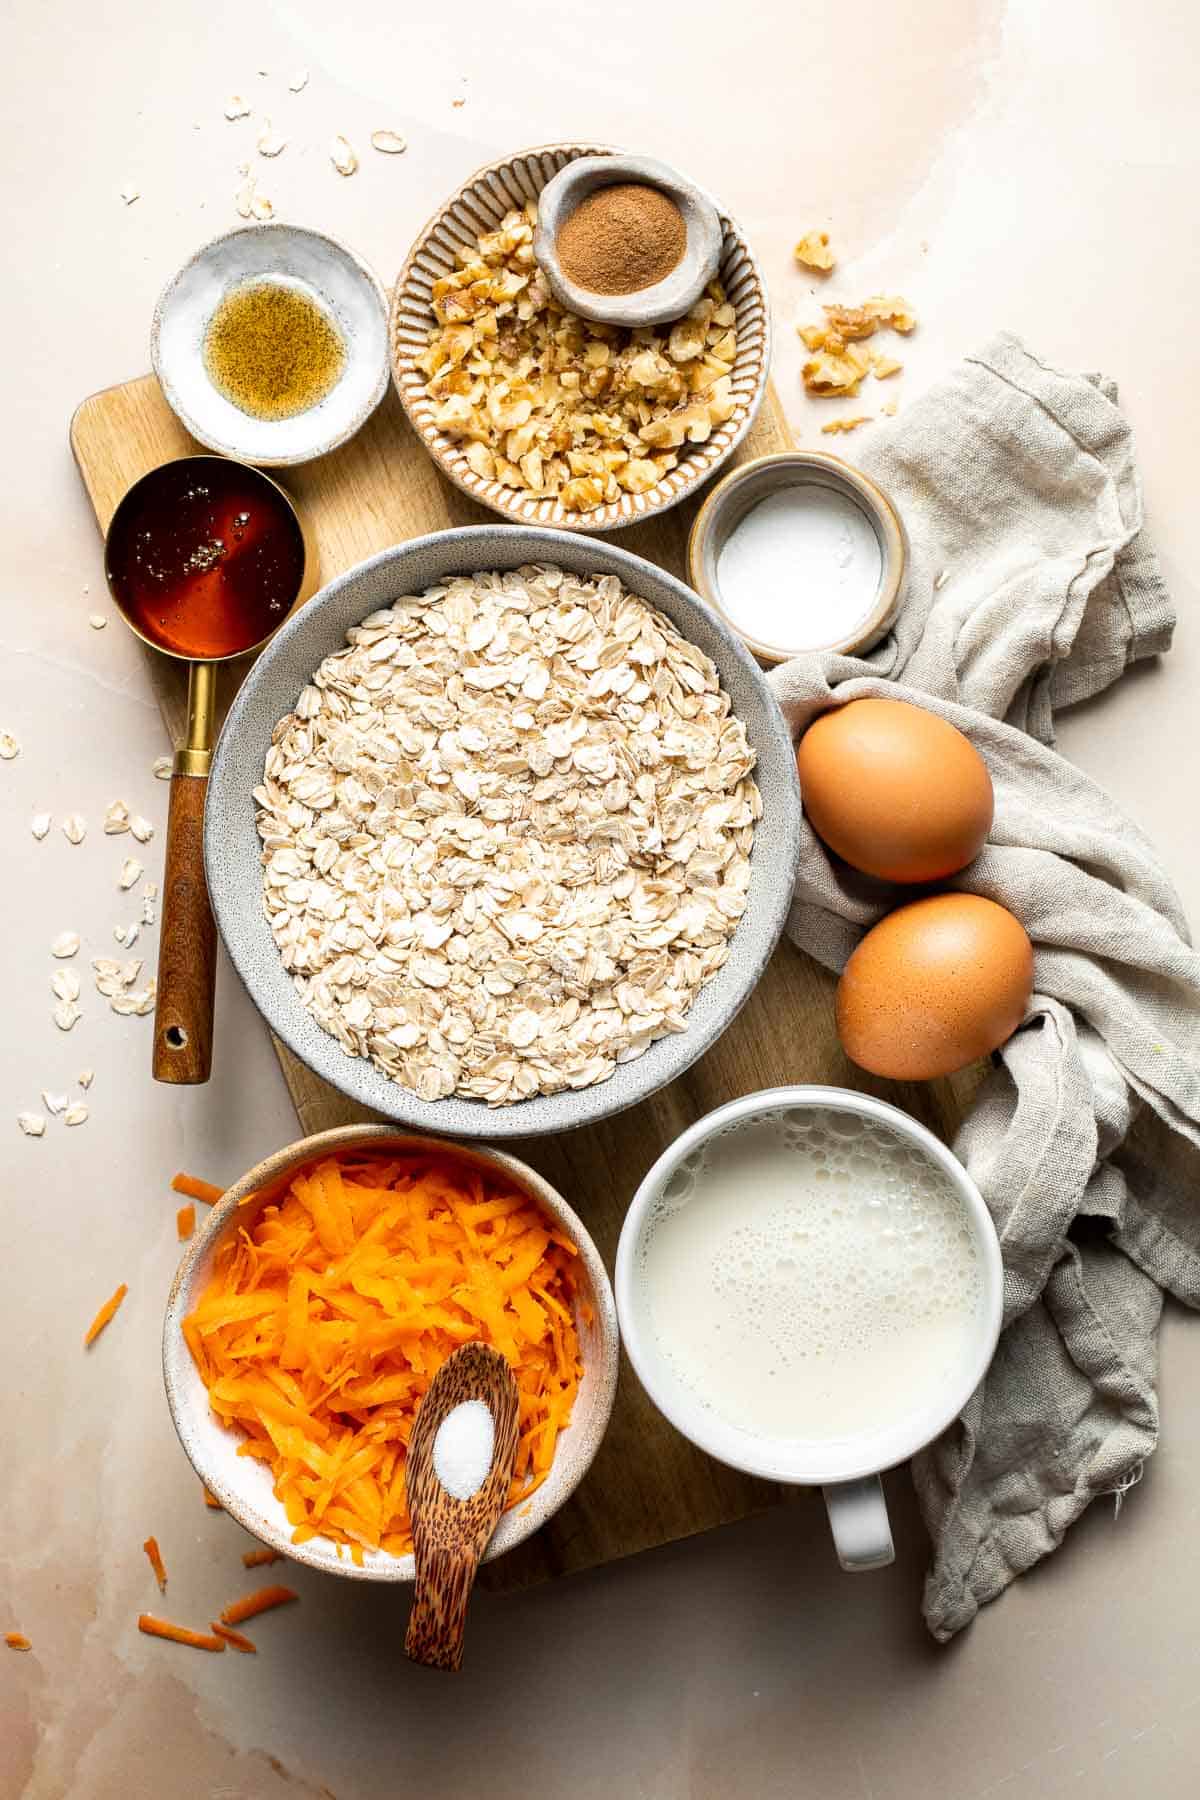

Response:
(767, 333), (1200, 1639)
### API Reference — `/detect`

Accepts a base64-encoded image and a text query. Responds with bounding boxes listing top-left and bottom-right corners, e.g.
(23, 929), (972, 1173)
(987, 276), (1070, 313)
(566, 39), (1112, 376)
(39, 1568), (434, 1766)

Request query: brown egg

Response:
(797, 698), (994, 883)
(836, 893), (1033, 1080)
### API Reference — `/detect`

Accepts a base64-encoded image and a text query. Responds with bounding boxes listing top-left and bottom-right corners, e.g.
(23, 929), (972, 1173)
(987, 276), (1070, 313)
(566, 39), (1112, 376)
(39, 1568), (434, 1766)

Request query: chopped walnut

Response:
(417, 203), (738, 512)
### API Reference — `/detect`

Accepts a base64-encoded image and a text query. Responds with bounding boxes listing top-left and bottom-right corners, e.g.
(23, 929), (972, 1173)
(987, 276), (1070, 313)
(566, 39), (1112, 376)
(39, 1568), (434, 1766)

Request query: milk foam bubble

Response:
(638, 1108), (982, 1444)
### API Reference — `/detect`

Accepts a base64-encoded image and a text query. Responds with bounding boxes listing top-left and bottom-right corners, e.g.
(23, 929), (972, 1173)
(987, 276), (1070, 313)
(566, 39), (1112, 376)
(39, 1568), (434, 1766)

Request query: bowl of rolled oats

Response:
(204, 526), (801, 1137)
(389, 144), (770, 530)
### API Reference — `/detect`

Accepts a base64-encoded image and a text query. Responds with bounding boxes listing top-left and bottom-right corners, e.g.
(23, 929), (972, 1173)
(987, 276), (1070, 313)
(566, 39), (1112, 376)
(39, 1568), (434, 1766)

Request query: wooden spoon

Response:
(404, 1342), (520, 1672)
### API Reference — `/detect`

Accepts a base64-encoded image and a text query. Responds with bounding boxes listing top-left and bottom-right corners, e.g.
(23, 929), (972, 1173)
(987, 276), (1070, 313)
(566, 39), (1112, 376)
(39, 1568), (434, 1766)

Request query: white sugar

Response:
(432, 1398), (495, 1500)
(716, 485), (882, 654)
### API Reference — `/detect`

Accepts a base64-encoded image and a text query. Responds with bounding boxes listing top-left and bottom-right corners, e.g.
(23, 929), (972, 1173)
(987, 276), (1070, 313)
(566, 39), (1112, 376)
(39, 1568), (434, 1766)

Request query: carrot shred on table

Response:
(4, 1632), (31, 1652)
(220, 1585), (298, 1626)
(183, 1151), (583, 1558)
(172, 1172), (224, 1205)
(211, 1621), (257, 1653)
(202, 1484), (223, 1510)
(242, 1547), (282, 1568)
(138, 1613), (225, 1652)
(176, 1204), (196, 1241)
(143, 1535), (167, 1591)
(84, 1283), (128, 1347)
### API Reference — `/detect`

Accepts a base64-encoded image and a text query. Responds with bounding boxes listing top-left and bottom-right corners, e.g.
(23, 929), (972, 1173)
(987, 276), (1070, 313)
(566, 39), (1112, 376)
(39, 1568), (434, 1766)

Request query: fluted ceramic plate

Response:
(390, 143), (770, 531)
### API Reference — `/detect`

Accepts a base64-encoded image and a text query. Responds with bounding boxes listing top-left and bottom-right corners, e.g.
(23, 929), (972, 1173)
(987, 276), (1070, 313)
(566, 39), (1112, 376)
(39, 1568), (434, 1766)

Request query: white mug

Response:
(614, 1086), (1003, 1571)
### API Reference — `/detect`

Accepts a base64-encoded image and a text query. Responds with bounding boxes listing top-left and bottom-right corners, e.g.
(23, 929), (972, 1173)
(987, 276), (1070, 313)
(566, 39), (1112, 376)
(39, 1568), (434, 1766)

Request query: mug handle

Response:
(823, 1476), (895, 1571)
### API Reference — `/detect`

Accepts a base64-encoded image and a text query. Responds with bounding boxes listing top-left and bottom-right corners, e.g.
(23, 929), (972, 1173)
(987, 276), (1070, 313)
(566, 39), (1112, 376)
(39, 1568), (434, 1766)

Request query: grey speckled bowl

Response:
(163, 1125), (619, 1582)
(204, 526), (802, 1139)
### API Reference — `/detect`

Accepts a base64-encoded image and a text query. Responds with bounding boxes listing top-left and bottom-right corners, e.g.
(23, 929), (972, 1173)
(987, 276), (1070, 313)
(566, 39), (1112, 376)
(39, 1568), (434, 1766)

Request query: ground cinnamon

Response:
(556, 183), (686, 296)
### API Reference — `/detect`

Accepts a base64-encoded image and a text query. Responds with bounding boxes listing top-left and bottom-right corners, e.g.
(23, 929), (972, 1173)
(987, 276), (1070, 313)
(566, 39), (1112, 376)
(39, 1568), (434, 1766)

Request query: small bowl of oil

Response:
(151, 225), (390, 467)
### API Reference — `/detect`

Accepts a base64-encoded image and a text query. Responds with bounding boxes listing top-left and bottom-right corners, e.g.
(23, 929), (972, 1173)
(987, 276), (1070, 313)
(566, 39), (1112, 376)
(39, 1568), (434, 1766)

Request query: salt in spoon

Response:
(404, 1341), (520, 1672)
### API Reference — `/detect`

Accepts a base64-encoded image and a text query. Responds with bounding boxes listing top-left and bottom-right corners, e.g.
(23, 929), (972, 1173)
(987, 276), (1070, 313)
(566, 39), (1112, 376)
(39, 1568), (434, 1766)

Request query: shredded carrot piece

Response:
(202, 1484), (222, 1510)
(5, 1632), (31, 1651)
(211, 1621), (257, 1653)
(172, 1172), (224, 1205)
(84, 1283), (128, 1347)
(143, 1535), (167, 1591)
(138, 1613), (225, 1651)
(242, 1547), (282, 1568)
(220, 1585), (298, 1626)
(176, 1204), (196, 1241)
(184, 1151), (583, 1558)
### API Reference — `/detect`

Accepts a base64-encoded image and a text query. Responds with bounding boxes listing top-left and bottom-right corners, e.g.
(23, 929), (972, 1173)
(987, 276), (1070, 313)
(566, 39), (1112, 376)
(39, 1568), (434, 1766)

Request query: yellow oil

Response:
(203, 280), (345, 421)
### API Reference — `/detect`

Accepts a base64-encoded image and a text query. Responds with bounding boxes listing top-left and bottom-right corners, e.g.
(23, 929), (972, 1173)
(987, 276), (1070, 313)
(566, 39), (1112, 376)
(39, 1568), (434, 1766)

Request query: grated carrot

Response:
(211, 1621), (257, 1653)
(242, 1547), (282, 1568)
(176, 1204), (196, 1241)
(143, 1535), (167, 1591)
(220, 1585), (298, 1626)
(183, 1151), (582, 1558)
(5, 1632), (31, 1652)
(202, 1484), (222, 1509)
(138, 1613), (225, 1651)
(84, 1283), (128, 1347)
(172, 1172), (224, 1205)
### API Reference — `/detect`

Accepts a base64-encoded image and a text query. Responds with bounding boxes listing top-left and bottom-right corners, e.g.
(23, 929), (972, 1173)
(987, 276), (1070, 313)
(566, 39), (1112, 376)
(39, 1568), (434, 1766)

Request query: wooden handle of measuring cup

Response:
(153, 771), (217, 1084)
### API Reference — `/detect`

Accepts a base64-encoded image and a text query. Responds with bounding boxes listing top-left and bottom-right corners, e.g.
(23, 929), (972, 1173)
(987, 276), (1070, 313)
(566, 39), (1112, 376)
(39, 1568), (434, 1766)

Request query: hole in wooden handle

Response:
(164, 1025), (189, 1051)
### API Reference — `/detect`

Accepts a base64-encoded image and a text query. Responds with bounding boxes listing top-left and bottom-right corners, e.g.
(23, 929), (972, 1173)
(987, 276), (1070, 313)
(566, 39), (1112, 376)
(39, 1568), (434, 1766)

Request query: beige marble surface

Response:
(3, 0), (1199, 1794)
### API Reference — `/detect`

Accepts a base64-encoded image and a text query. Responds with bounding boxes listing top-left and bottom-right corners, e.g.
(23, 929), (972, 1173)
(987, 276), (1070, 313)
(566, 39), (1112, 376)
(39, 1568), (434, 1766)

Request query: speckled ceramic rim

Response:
(151, 223), (391, 467)
(388, 142), (771, 531)
(687, 451), (908, 663)
(162, 1124), (620, 1583)
(615, 1086), (1003, 1487)
(204, 524), (802, 1139)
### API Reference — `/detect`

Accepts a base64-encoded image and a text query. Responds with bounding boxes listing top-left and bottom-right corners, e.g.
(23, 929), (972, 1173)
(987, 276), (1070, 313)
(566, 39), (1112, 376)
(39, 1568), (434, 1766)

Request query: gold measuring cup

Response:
(104, 456), (317, 1085)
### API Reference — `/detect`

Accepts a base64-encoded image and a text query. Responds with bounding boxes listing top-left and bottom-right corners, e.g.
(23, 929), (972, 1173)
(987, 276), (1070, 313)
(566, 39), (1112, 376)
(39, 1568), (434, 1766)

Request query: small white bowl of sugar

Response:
(687, 451), (907, 663)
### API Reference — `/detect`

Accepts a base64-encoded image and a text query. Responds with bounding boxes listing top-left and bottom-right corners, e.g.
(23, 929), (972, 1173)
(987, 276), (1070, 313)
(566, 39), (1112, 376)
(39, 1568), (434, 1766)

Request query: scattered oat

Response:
(88, 613), (108, 630)
(112, 983), (156, 1018)
(141, 896), (157, 927)
(62, 814), (87, 845)
(120, 185), (140, 206)
(152, 756), (173, 781)
(934, 570), (950, 591)
(256, 118), (287, 157)
(143, 881), (159, 902)
(51, 931), (81, 959)
(0, 730), (19, 760)
(54, 1000), (82, 1032)
(258, 566), (759, 1107)
(119, 858), (144, 890)
(17, 1113), (46, 1138)
(104, 800), (130, 834)
(129, 815), (155, 843)
(78, 1068), (95, 1089)
(64, 1103), (89, 1127)
(234, 173), (257, 219)
(250, 192), (275, 222)
(52, 971), (80, 1004)
(370, 130), (407, 155)
(224, 95), (251, 120)
(42, 1091), (69, 1115)
(794, 231), (835, 272)
(31, 813), (52, 840)
(114, 923), (140, 949)
(330, 135), (358, 177)
(820, 416), (871, 435)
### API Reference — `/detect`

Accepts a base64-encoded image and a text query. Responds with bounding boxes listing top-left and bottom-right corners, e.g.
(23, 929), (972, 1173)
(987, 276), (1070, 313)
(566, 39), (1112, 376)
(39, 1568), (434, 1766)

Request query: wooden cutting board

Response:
(71, 374), (977, 1591)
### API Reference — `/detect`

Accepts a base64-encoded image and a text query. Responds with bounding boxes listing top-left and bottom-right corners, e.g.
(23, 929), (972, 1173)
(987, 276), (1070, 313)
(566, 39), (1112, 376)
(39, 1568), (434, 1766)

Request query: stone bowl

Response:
(204, 525), (802, 1139)
(163, 1125), (620, 1582)
(152, 224), (390, 467)
(532, 152), (723, 327)
(389, 143), (770, 531)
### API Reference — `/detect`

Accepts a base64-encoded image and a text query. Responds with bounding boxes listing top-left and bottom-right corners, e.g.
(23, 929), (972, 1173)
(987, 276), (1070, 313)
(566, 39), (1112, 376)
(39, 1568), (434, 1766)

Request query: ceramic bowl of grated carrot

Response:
(163, 1125), (618, 1581)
